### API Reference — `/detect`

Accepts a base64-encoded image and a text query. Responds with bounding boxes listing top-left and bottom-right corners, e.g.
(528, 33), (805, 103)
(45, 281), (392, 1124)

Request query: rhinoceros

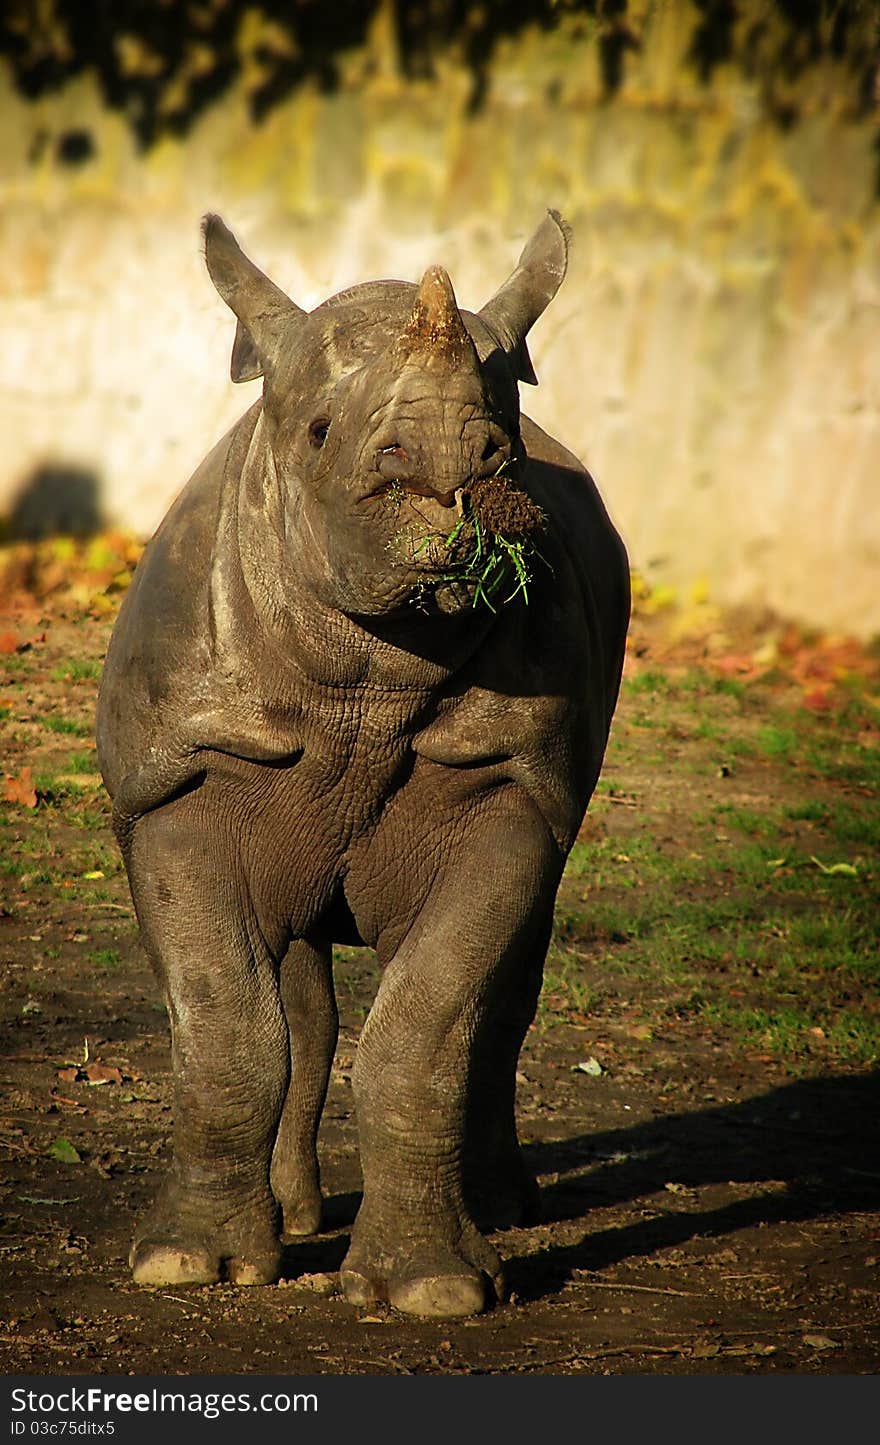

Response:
(96, 211), (629, 1318)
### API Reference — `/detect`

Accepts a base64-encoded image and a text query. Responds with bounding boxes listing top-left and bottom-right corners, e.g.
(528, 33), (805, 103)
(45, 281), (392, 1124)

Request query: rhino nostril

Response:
(478, 426), (510, 478)
(376, 444), (414, 483)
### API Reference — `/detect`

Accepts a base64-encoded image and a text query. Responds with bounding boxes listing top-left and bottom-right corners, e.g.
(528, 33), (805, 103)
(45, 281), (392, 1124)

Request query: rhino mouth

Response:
(395, 473), (547, 613)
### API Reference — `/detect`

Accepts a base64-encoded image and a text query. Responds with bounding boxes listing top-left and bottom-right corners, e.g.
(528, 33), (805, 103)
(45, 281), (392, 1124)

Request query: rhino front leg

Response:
(342, 795), (561, 1318)
(126, 801), (288, 1287)
(270, 937), (338, 1237)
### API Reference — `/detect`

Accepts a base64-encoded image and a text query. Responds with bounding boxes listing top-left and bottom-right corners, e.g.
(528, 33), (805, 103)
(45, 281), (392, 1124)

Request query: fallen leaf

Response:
(47, 1138), (82, 1165)
(573, 1057), (603, 1076)
(802, 1334), (840, 1351)
(3, 766), (38, 808)
(810, 856), (858, 877)
(82, 870), (105, 880)
(803, 686), (834, 713)
(57, 1068), (80, 1083)
(84, 1064), (123, 1086)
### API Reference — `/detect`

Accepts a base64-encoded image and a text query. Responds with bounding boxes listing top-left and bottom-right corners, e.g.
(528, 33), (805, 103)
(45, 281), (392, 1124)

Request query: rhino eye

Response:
(308, 416), (330, 449)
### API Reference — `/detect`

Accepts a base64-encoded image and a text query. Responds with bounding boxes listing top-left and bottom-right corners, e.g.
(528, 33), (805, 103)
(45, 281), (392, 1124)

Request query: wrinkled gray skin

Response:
(96, 211), (630, 1319)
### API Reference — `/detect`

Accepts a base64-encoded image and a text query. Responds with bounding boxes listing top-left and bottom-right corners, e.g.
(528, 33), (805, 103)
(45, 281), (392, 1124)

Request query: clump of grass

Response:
(88, 948), (121, 968)
(428, 514), (535, 610)
(51, 659), (101, 683)
(402, 465), (546, 612)
(42, 715), (92, 737)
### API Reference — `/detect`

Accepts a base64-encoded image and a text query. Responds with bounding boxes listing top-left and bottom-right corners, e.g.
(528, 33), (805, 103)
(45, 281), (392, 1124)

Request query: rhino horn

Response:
(478, 210), (570, 385)
(394, 265), (476, 368)
(202, 214), (306, 383)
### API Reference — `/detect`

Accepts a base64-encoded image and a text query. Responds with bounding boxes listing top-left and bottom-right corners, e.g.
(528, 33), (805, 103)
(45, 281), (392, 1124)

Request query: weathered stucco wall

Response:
(1, 2), (878, 634)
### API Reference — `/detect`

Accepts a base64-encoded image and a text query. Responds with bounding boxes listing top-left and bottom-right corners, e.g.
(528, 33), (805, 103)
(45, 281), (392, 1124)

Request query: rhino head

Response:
(203, 212), (570, 619)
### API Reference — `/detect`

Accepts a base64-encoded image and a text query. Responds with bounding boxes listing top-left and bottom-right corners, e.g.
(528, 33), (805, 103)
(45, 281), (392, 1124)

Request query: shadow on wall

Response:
(5, 463), (105, 541)
(1, 0), (876, 151)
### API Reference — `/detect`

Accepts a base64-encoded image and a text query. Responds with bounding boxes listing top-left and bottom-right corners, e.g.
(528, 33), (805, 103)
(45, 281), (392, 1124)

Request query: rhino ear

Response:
(478, 210), (570, 385)
(202, 214), (306, 383)
(230, 319), (262, 384)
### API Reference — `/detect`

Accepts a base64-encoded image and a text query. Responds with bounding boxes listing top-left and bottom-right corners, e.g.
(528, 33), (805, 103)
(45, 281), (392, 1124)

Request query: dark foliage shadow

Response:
(1, 1), (875, 152)
(507, 1068), (880, 1301)
(6, 462), (104, 540)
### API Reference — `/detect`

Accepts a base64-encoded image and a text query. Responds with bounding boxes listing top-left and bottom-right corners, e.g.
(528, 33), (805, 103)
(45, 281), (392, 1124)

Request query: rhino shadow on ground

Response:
(5, 462), (104, 541)
(275, 1071), (879, 1299)
(506, 1069), (880, 1301)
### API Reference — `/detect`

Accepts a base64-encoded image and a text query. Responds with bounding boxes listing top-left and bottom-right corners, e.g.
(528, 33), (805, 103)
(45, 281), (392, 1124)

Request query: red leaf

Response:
(3, 766), (38, 808)
(84, 1064), (123, 1086)
(803, 686), (833, 713)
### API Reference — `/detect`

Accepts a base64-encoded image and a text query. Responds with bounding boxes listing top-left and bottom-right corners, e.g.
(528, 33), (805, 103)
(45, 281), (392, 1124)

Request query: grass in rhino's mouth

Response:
(404, 471), (547, 612)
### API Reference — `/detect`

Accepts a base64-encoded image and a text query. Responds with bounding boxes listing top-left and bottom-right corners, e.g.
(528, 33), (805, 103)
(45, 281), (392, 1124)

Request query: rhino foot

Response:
(278, 1192), (323, 1241)
(340, 1223), (506, 1319)
(130, 1187), (282, 1287)
(130, 1240), (281, 1286)
(271, 1148), (324, 1238)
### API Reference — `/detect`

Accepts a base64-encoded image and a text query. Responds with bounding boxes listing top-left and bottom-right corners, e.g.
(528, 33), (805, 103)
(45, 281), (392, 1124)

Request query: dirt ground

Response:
(1, 593), (878, 1377)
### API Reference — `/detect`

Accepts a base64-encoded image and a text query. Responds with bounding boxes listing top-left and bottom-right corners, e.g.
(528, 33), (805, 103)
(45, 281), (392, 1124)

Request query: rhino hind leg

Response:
(126, 798), (289, 1288)
(341, 796), (560, 1318)
(463, 935), (550, 1231)
(270, 936), (338, 1238)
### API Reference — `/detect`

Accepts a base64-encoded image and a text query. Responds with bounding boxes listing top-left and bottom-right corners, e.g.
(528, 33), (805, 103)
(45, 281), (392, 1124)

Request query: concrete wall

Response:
(2, 2), (878, 634)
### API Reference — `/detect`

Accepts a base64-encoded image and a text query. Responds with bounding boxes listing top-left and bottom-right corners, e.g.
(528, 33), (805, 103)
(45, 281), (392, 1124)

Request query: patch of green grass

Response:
(51, 659), (101, 683)
(715, 805), (779, 837)
(67, 808), (110, 830)
(66, 752), (98, 774)
(698, 1000), (880, 1065)
(88, 948), (121, 968)
(624, 668), (672, 696)
(784, 799), (828, 822)
(757, 724), (799, 759)
(676, 670), (745, 699)
(540, 946), (596, 1017)
(42, 715), (92, 737)
(17, 867), (54, 888)
(826, 800), (880, 849)
(33, 774), (78, 800)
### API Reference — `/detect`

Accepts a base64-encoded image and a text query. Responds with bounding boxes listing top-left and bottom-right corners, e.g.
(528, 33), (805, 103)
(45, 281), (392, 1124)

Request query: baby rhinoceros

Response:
(96, 211), (630, 1319)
